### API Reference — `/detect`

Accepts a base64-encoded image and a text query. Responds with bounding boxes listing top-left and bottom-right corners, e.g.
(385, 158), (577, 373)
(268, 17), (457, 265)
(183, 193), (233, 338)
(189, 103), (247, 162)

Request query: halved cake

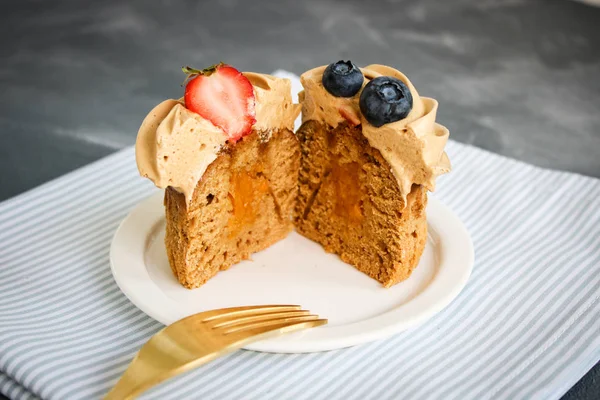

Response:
(135, 61), (450, 289)
(294, 62), (450, 287)
(136, 64), (300, 288)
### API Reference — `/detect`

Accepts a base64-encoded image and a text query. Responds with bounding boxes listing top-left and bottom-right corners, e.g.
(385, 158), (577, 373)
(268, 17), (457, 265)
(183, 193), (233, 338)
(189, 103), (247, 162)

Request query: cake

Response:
(136, 64), (300, 288)
(135, 61), (450, 289)
(294, 62), (450, 287)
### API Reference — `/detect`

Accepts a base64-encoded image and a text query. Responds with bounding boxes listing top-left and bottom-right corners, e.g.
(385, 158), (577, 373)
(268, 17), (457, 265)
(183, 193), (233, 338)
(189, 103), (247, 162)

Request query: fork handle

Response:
(105, 371), (142, 400)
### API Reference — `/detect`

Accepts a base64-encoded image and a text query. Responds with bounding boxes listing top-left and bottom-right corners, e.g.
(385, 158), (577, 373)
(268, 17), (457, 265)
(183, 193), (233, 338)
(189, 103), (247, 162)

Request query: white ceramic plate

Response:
(110, 191), (473, 353)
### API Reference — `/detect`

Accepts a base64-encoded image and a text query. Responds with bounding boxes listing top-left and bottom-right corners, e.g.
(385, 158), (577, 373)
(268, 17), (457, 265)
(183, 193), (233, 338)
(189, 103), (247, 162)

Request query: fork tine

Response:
(226, 319), (328, 343)
(210, 310), (312, 329)
(198, 305), (302, 322)
(221, 315), (325, 335)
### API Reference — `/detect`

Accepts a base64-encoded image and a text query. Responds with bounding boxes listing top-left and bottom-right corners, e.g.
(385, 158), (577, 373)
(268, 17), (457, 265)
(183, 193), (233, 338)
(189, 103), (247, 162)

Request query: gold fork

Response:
(104, 305), (326, 399)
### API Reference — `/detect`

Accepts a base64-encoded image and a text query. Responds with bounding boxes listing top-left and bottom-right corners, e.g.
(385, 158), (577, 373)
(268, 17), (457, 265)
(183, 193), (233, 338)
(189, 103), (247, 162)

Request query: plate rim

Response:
(110, 190), (474, 353)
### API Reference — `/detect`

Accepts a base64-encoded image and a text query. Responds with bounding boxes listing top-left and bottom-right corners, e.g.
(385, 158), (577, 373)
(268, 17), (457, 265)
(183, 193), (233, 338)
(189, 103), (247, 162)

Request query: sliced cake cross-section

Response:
(294, 62), (450, 287)
(136, 65), (300, 288)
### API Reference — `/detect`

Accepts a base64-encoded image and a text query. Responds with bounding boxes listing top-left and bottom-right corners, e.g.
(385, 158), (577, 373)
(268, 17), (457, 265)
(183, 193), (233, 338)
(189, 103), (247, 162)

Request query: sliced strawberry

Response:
(339, 105), (361, 126)
(183, 63), (256, 142)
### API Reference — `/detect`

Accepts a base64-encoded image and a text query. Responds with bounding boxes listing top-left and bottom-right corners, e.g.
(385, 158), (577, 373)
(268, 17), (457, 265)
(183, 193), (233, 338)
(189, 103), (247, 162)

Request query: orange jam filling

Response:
(227, 164), (269, 237)
(330, 160), (363, 224)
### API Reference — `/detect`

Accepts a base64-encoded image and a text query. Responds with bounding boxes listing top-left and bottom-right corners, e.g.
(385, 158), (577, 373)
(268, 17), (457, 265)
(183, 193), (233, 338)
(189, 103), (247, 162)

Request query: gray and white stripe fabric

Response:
(1, 115), (599, 399)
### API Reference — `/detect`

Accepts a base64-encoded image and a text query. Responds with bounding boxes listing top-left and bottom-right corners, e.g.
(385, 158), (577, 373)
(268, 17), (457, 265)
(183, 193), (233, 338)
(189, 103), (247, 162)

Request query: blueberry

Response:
(359, 76), (413, 127)
(322, 60), (364, 97)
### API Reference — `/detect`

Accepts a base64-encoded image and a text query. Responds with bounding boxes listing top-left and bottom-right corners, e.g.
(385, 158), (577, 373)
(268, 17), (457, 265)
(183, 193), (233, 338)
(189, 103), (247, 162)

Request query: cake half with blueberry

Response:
(295, 61), (450, 287)
(136, 64), (300, 288)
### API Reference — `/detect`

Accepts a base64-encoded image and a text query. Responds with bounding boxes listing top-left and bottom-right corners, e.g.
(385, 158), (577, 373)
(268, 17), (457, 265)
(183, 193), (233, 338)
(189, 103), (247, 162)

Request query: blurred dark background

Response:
(1, 0), (599, 399)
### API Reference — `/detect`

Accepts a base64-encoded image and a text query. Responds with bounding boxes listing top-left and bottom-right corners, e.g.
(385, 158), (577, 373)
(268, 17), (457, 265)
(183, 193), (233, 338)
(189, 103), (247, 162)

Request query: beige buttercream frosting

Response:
(136, 72), (300, 204)
(300, 64), (451, 200)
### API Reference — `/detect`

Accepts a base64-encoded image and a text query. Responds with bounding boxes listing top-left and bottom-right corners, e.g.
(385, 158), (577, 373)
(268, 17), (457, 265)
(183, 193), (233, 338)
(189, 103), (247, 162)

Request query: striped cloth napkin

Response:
(1, 76), (599, 400)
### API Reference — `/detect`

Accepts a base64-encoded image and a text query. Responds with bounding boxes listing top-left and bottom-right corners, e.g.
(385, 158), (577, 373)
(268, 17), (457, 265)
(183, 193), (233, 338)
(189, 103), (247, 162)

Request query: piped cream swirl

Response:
(136, 73), (300, 204)
(300, 64), (451, 199)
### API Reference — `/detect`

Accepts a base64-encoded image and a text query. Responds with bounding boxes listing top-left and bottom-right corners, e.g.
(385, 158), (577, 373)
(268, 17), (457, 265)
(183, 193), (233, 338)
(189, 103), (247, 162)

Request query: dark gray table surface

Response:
(1, 0), (599, 399)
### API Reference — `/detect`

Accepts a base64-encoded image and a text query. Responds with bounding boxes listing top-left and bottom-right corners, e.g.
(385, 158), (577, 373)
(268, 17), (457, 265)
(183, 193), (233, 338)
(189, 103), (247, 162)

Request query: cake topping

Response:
(183, 63), (256, 143)
(299, 64), (450, 200)
(359, 76), (413, 127)
(322, 60), (364, 97)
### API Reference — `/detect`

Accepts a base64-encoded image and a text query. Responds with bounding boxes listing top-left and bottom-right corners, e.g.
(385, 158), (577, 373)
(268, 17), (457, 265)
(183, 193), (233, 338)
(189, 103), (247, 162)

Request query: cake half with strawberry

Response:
(295, 61), (450, 287)
(136, 63), (300, 288)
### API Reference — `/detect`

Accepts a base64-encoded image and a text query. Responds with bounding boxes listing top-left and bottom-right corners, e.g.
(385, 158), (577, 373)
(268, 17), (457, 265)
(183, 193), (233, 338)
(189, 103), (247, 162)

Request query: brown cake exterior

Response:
(165, 128), (300, 289)
(294, 120), (427, 287)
